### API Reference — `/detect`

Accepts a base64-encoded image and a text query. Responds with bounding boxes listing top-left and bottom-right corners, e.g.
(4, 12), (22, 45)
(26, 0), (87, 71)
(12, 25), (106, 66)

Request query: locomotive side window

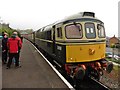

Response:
(57, 27), (62, 38)
(85, 23), (96, 39)
(65, 24), (82, 39)
(97, 24), (105, 38)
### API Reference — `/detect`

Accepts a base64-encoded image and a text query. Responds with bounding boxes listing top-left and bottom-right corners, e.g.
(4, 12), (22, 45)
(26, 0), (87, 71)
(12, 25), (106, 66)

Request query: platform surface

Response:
(2, 39), (68, 89)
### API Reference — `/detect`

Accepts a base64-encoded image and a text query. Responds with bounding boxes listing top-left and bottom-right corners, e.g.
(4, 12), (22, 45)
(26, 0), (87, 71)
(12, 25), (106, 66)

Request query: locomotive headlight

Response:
(69, 57), (73, 61)
(68, 57), (75, 61)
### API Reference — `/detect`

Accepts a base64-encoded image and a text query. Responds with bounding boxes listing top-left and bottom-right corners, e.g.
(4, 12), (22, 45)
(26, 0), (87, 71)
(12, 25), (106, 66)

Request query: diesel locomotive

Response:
(24, 12), (113, 81)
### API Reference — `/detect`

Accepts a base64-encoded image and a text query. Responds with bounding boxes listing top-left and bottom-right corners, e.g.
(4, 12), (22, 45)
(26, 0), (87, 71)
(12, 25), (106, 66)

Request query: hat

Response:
(12, 32), (18, 38)
(4, 32), (8, 35)
(13, 32), (18, 35)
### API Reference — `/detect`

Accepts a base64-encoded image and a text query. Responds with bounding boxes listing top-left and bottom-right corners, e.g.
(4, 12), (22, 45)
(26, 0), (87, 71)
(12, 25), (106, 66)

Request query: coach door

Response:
(52, 25), (56, 54)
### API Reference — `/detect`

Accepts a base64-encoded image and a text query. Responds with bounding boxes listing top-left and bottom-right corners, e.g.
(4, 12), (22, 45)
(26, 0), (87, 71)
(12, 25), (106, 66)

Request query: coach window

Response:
(65, 23), (82, 39)
(36, 30), (40, 38)
(97, 24), (105, 38)
(57, 27), (62, 38)
(46, 30), (51, 40)
(85, 23), (96, 39)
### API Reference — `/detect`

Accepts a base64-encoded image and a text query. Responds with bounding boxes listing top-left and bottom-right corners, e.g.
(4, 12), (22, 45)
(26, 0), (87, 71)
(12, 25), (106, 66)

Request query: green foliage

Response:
(0, 24), (21, 37)
(0, 24), (13, 37)
(105, 53), (109, 56)
(110, 44), (116, 48)
(113, 65), (120, 71)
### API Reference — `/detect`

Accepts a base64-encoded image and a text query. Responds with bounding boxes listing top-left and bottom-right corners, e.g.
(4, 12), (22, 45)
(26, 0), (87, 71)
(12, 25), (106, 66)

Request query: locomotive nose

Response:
(106, 62), (113, 74)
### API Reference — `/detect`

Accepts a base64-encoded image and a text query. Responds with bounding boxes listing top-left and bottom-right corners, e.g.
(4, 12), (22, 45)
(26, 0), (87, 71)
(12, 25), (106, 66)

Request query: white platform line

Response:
(30, 42), (74, 89)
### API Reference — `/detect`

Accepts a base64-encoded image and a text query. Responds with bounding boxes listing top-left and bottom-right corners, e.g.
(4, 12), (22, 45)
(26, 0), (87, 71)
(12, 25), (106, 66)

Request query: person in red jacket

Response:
(6, 32), (22, 69)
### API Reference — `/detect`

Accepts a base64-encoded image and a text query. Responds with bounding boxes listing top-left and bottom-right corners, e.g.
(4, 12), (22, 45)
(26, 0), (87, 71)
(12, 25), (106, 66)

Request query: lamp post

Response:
(111, 44), (115, 60)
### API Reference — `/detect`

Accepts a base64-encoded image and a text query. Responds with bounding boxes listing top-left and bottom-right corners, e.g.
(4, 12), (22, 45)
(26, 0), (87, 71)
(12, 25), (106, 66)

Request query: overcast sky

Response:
(0, 0), (119, 37)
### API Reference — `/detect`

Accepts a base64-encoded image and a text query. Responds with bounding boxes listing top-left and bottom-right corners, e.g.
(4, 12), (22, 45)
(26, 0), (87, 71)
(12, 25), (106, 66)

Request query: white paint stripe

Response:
(30, 41), (74, 89)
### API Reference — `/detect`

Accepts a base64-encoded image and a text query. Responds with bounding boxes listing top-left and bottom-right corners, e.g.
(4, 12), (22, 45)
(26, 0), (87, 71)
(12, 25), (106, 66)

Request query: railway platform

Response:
(2, 39), (69, 89)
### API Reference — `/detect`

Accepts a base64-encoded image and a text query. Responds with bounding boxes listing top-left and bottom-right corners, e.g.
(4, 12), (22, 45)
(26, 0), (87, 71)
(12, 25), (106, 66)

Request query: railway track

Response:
(60, 69), (111, 90)
(81, 77), (111, 90)
(32, 40), (111, 90)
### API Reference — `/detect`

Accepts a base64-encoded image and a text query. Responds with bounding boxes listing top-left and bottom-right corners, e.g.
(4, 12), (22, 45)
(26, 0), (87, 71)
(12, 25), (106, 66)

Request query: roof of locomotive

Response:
(53, 12), (103, 25)
(37, 12), (103, 32)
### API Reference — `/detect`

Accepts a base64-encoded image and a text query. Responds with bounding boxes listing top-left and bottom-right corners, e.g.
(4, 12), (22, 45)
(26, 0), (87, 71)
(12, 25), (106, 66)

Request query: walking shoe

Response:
(4, 62), (7, 64)
(15, 65), (21, 68)
(6, 67), (10, 69)
(2, 61), (6, 65)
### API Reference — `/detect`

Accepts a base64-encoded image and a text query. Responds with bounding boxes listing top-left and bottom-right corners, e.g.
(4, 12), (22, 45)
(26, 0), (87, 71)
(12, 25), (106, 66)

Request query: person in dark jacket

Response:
(2, 33), (8, 64)
(20, 36), (23, 43)
(6, 32), (22, 69)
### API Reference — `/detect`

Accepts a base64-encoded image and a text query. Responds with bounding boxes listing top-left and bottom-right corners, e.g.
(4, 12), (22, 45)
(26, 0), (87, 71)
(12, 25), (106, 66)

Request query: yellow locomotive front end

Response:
(66, 43), (106, 63)
(62, 12), (113, 81)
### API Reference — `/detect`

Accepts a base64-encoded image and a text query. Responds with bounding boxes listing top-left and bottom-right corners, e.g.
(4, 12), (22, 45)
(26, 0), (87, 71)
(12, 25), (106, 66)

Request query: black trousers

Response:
(2, 50), (8, 63)
(7, 53), (19, 68)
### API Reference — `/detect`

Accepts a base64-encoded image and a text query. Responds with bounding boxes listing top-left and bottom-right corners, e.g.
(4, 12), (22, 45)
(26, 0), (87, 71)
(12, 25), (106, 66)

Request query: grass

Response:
(113, 65), (120, 71)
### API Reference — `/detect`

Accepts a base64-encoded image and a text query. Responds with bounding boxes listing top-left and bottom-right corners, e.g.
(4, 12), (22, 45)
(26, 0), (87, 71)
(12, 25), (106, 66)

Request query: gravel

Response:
(100, 65), (120, 89)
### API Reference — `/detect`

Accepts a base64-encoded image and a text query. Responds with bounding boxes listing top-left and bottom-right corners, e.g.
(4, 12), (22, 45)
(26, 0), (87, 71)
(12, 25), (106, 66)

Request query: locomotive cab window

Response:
(97, 24), (105, 38)
(85, 23), (96, 39)
(57, 27), (62, 38)
(65, 23), (82, 39)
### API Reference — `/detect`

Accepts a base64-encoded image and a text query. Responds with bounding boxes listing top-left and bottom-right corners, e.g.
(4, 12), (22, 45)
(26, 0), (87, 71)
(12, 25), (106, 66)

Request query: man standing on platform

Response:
(2, 33), (8, 64)
(6, 32), (22, 69)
